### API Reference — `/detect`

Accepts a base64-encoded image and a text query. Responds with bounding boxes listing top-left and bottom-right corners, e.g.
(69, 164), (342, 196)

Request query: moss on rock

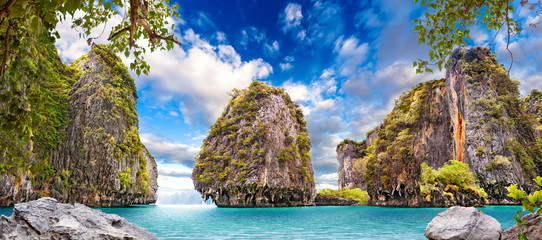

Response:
(192, 81), (315, 207)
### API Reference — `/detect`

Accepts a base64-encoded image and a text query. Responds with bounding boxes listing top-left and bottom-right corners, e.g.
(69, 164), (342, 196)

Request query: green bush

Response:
(317, 187), (370, 203)
(420, 160), (487, 198)
(507, 176), (542, 239)
(486, 155), (511, 171)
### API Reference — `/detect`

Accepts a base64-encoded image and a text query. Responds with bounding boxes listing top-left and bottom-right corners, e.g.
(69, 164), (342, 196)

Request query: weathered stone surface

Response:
(46, 45), (157, 207)
(0, 45), (157, 207)
(0, 197), (158, 240)
(337, 139), (366, 190)
(500, 213), (542, 240)
(425, 206), (502, 240)
(447, 48), (532, 203)
(192, 81), (315, 207)
(338, 47), (540, 207)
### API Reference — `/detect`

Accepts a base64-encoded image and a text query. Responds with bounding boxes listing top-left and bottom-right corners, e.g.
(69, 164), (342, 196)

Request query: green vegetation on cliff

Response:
(317, 188), (370, 204)
(421, 160), (487, 200)
(192, 81), (315, 207)
(0, 45), (156, 206)
(194, 81), (312, 187)
(0, 46), (78, 184)
(361, 79), (446, 189)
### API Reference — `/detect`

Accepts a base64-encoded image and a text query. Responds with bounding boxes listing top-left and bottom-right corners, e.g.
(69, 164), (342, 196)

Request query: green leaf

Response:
(535, 176), (542, 186)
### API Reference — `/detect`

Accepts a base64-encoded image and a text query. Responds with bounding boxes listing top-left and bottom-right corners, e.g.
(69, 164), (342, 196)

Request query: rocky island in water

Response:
(337, 47), (542, 207)
(192, 81), (316, 207)
(0, 45), (157, 207)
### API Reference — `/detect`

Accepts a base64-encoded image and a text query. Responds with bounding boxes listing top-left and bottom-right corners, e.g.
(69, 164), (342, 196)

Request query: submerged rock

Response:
(425, 206), (502, 240)
(192, 81), (315, 207)
(0, 197), (158, 240)
(500, 213), (542, 240)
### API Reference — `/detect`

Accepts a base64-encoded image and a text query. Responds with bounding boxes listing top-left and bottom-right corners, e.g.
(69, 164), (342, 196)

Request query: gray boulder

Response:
(0, 197), (158, 240)
(425, 206), (502, 240)
(500, 213), (542, 240)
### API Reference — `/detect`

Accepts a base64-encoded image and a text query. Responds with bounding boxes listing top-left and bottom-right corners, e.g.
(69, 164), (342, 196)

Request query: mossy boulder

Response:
(192, 81), (315, 207)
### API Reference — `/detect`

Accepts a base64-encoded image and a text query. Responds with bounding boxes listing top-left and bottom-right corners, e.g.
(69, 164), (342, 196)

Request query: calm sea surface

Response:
(0, 205), (521, 239)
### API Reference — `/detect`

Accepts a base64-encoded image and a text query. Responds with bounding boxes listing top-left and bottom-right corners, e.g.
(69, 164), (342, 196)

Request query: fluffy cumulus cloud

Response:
(54, 11), (123, 62)
(280, 3), (303, 33)
(334, 36), (370, 76)
(56, 16), (272, 127)
(140, 133), (200, 166)
(137, 29), (273, 126)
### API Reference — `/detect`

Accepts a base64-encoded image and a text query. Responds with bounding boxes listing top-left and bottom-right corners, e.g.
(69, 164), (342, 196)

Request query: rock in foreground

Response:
(500, 213), (542, 240)
(0, 198), (158, 240)
(425, 206), (502, 240)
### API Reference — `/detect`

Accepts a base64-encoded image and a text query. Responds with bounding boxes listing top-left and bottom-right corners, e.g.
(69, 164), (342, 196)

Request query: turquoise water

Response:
(0, 205), (521, 239)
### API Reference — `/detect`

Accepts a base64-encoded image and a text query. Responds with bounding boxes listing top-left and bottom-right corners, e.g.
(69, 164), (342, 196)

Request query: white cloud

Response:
(280, 56), (294, 71)
(264, 40), (280, 55)
(316, 99), (335, 110)
(168, 111), (179, 117)
(55, 11), (122, 62)
(158, 165), (193, 178)
(281, 3), (303, 32)
(280, 62), (293, 71)
(137, 29), (273, 126)
(334, 36), (370, 76)
(156, 190), (204, 205)
(284, 83), (310, 102)
(355, 8), (382, 29)
(140, 133), (200, 166)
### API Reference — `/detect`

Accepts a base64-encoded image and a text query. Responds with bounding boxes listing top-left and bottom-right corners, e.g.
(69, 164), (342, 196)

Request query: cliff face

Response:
(339, 47), (541, 206)
(446, 48), (536, 203)
(336, 139), (367, 190)
(192, 81), (315, 207)
(0, 45), (157, 207)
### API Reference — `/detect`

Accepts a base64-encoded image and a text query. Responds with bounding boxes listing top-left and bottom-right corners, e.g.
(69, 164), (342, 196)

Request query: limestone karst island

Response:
(1, 0), (542, 239)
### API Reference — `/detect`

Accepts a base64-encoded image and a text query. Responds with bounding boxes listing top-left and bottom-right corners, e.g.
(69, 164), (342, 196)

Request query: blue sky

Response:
(54, 0), (542, 204)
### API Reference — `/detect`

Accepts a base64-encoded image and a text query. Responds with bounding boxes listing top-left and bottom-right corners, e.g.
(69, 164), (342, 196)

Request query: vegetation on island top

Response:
(0, 0), (180, 169)
(0, 44), (151, 198)
(317, 187), (370, 204)
(421, 160), (488, 200)
(193, 81), (313, 189)
(356, 79), (446, 189)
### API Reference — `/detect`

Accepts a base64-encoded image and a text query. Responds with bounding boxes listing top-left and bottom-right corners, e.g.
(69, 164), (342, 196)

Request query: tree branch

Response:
(1, 21), (13, 81)
(506, 0), (514, 73)
(107, 26), (129, 41)
(0, 0), (17, 21)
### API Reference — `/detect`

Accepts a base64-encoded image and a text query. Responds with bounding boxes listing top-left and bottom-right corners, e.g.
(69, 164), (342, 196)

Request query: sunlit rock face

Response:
(338, 47), (542, 207)
(192, 81), (315, 207)
(0, 45), (157, 207)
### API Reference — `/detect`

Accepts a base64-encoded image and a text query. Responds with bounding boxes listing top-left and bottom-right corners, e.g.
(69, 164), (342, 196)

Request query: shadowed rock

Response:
(500, 213), (542, 240)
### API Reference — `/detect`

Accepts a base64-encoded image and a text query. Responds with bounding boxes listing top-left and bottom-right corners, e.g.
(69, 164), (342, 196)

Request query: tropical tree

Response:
(0, 0), (180, 160)
(413, 0), (542, 73)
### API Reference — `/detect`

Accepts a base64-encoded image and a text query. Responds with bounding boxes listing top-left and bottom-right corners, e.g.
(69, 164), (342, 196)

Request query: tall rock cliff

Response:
(338, 48), (541, 206)
(0, 45), (157, 207)
(336, 139), (366, 190)
(192, 81), (316, 207)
